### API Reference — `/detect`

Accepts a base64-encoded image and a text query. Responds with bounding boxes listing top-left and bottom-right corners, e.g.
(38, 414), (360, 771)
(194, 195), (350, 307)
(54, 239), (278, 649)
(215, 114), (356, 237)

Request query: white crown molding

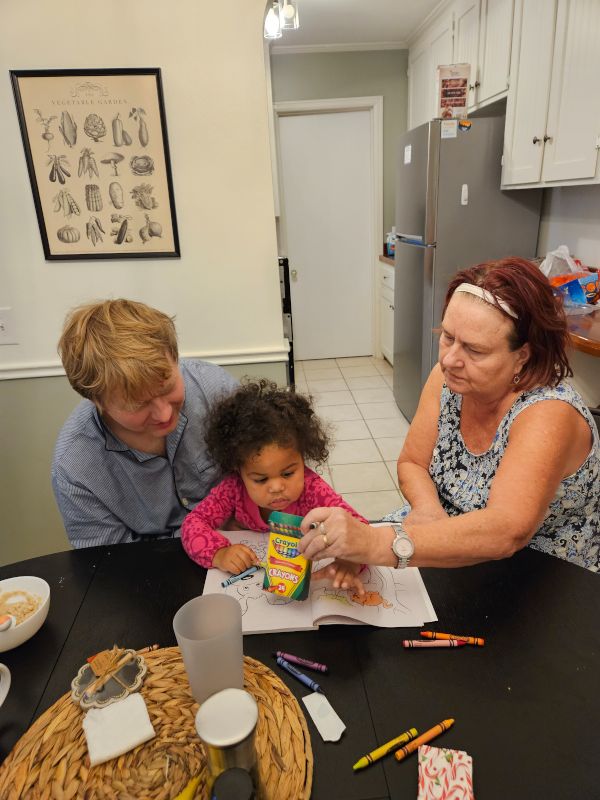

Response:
(0, 343), (290, 380)
(271, 41), (407, 55)
(407, 0), (453, 47)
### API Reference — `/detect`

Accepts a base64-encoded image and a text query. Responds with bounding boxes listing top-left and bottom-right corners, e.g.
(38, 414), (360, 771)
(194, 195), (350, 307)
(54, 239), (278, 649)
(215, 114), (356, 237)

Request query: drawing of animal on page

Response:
(310, 565), (411, 624)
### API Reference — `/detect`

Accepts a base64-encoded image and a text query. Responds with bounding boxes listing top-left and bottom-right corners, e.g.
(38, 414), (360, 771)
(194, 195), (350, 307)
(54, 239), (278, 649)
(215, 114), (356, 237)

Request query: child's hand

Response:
(321, 559), (365, 596)
(213, 544), (259, 574)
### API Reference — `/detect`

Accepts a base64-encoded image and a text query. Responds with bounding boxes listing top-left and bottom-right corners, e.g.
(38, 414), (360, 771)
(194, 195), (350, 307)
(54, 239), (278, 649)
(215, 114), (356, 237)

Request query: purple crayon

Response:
(274, 651), (329, 673)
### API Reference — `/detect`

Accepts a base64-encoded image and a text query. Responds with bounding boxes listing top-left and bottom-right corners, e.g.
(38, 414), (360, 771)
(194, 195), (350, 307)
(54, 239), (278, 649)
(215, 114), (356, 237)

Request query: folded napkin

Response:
(302, 692), (346, 742)
(82, 692), (156, 766)
(417, 744), (474, 800)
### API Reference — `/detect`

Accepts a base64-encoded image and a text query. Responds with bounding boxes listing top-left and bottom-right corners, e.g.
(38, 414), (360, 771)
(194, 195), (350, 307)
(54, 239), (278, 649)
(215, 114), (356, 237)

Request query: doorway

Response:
(275, 97), (382, 361)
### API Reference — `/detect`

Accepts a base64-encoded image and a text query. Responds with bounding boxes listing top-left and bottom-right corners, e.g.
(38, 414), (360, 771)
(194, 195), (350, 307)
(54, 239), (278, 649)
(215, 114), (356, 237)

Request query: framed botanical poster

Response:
(10, 68), (180, 260)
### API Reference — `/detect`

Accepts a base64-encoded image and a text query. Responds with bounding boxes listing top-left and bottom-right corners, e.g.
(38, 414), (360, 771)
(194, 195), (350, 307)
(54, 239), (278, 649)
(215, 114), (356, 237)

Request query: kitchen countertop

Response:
(567, 306), (600, 357)
(379, 252), (598, 356)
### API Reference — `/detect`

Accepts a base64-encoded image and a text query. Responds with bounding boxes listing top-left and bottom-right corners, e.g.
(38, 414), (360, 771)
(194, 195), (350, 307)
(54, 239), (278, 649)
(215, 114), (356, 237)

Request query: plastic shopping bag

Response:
(539, 244), (580, 279)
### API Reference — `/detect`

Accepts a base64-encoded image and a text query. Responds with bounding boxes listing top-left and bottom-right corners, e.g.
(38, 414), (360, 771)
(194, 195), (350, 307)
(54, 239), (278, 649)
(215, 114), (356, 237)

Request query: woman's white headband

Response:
(454, 283), (518, 319)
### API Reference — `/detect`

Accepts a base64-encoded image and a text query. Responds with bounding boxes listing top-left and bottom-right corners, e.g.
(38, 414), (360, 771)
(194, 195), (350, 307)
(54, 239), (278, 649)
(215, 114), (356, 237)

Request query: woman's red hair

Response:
(443, 257), (572, 390)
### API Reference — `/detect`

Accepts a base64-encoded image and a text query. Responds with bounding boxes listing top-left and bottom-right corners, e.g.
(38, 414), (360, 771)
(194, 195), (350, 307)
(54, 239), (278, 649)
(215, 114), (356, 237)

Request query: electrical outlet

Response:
(0, 307), (18, 345)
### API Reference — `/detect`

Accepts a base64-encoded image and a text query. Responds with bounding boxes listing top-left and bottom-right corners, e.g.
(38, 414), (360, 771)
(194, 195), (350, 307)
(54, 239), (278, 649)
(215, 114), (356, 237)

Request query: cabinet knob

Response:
(532, 136), (541, 144)
(291, 269), (298, 280)
(543, 134), (553, 143)
(389, 304), (394, 311)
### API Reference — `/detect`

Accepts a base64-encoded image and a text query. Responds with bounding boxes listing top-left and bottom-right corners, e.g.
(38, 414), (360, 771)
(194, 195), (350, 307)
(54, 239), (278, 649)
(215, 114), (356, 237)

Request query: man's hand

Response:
(212, 544), (259, 573)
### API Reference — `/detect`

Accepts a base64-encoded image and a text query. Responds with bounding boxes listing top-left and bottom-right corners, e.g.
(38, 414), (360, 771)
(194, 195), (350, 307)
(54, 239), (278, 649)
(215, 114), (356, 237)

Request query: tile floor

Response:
(294, 356), (410, 520)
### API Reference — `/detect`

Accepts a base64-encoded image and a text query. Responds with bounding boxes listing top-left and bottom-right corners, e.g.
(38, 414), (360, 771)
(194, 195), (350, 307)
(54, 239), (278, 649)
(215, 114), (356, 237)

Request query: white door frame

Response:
(273, 96), (384, 358)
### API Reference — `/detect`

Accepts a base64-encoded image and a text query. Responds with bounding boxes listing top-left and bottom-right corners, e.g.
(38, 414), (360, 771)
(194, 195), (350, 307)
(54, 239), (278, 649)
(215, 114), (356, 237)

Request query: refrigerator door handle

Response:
(396, 234), (436, 249)
(396, 232), (423, 242)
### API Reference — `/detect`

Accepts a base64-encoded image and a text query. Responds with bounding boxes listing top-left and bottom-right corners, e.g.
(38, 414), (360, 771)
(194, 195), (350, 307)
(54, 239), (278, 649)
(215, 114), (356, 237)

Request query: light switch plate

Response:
(0, 307), (19, 345)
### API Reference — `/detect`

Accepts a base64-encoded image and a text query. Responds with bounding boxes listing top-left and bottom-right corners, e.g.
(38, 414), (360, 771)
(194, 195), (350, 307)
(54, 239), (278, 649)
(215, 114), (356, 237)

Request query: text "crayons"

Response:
(276, 657), (323, 694)
(394, 719), (454, 762)
(421, 630), (484, 647)
(353, 727), (418, 771)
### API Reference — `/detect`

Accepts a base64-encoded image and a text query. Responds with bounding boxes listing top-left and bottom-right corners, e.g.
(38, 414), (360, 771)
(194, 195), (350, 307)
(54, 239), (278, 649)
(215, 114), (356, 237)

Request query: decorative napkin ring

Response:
(71, 646), (147, 709)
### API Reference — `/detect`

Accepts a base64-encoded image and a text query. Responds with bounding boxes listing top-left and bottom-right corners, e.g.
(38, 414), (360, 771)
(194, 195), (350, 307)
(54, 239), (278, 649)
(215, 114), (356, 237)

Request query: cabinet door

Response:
(501, 0), (557, 185)
(379, 288), (395, 365)
(409, 43), (431, 130)
(454, 0), (481, 109)
(542, 0), (600, 181)
(478, 0), (514, 105)
(429, 13), (455, 119)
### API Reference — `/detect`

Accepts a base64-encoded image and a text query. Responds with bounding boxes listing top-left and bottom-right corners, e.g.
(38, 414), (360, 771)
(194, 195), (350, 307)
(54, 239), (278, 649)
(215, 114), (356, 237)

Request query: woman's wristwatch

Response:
(391, 524), (414, 568)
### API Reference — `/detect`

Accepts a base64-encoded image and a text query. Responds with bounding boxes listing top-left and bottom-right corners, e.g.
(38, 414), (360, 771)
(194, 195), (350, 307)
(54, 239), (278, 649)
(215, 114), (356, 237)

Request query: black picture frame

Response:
(10, 68), (180, 260)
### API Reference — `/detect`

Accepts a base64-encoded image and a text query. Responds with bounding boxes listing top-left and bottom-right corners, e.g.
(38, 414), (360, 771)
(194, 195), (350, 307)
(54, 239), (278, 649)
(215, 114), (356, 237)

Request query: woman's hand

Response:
(313, 559), (366, 596)
(212, 544), (259, 573)
(299, 507), (372, 563)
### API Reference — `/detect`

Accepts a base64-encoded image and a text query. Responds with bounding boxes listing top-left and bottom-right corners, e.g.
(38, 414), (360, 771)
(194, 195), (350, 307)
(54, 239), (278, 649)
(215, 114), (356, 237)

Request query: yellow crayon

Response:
(421, 630), (485, 647)
(353, 727), (418, 770)
(394, 719), (454, 762)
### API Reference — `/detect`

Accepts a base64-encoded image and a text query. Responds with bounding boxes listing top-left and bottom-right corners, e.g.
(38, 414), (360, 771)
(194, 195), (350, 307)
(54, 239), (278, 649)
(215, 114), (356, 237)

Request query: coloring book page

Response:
(202, 530), (437, 634)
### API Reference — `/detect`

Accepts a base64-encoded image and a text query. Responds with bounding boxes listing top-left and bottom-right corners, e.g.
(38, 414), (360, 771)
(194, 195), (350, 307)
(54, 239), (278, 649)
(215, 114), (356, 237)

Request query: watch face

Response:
(394, 537), (413, 558)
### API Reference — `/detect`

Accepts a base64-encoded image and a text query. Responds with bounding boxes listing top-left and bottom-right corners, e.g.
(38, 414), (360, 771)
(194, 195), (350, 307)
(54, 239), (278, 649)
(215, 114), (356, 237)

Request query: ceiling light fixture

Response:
(278, 0), (299, 31)
(264, 1), (282, 39)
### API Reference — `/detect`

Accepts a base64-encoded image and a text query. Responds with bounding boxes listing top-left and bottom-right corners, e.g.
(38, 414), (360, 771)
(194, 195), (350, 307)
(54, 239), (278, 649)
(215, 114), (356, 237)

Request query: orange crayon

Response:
(421, 630), (484, 647)
(394, 719), (454, 762)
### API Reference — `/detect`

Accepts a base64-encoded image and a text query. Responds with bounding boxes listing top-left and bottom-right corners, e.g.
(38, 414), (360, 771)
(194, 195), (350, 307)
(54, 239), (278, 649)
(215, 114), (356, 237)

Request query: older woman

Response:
(299, 258), (599, 578)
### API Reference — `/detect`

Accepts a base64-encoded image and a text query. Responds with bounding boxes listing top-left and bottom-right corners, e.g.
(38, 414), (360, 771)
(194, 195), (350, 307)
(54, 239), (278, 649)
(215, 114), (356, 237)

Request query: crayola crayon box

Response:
(263, 511), (311, 601)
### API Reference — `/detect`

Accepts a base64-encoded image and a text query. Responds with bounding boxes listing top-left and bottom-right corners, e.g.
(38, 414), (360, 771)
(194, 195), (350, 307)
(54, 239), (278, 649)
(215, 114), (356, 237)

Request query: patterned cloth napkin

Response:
(417, 744), (474, 799)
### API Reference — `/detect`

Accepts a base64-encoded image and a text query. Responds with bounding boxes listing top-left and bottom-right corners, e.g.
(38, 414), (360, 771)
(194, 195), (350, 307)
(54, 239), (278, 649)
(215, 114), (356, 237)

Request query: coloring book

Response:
(202, 530), (437, 635)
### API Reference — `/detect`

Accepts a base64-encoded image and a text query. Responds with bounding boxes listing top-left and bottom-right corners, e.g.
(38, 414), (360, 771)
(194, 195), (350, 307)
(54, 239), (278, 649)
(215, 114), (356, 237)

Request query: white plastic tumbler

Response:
(173, 594), (243, 704)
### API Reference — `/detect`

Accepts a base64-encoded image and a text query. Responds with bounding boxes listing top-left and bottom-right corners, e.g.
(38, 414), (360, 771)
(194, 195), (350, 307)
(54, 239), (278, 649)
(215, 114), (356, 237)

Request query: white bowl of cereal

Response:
(0, 576), (51, 653)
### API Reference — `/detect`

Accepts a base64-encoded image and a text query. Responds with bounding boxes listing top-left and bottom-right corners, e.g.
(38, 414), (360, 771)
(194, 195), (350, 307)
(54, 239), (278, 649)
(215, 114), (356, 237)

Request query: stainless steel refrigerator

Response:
(393, 116), (542, 420)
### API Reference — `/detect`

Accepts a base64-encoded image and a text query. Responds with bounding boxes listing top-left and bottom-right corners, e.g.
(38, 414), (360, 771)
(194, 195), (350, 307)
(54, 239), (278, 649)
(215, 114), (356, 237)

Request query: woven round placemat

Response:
(0, 648), (313, 800)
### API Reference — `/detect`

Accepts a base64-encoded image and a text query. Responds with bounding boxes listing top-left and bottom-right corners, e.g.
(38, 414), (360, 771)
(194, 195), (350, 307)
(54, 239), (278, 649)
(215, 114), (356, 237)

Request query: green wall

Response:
(0, 361), (286, 567)
(271, 49), (408, 240)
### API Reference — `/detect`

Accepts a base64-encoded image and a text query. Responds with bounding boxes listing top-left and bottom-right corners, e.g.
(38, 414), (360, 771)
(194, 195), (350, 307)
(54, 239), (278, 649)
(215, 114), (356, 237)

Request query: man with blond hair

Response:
(52, 299), (238, 548)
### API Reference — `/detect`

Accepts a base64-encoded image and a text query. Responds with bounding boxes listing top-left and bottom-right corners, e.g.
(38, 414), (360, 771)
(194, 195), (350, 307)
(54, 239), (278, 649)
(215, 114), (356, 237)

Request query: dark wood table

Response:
(1, 542), (598, 799)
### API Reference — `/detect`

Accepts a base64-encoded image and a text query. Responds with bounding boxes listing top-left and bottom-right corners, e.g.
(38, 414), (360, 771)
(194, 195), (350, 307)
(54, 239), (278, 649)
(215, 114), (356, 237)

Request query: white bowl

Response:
(0, 576), (51, 653)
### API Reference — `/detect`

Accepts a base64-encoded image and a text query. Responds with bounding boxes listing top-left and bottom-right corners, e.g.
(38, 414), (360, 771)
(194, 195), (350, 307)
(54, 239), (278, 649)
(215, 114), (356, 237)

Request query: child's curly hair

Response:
(204, 379), (330, 473)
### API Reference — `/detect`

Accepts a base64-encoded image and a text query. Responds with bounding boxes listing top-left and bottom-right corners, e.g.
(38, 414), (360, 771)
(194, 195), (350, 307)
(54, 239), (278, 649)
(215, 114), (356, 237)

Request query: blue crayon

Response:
(276, 656), (323, 693)
(221, 564), (261, 588)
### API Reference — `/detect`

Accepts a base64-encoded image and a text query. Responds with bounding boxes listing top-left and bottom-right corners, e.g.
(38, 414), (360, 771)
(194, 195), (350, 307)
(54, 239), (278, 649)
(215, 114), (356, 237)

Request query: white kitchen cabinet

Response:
(477, 0), (514, 105)
(379, 264), (395, 365)
(454, 0), (481, 109)
(408, 0), (514, 127)
(408, 10), (454, 129)
(502, 0), (600, 187)
(408, 42), (431, 131)
(542, 0), (600, 182)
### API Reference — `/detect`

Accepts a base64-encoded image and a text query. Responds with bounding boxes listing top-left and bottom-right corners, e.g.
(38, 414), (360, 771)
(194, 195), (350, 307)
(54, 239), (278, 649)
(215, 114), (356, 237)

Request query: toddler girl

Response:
(181, 379), (367, 593)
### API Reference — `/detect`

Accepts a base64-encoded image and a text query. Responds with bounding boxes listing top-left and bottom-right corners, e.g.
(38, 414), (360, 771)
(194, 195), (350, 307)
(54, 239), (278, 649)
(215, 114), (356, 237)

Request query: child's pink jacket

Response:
(181, 467), (368, 567)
